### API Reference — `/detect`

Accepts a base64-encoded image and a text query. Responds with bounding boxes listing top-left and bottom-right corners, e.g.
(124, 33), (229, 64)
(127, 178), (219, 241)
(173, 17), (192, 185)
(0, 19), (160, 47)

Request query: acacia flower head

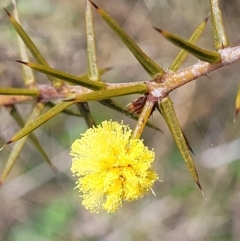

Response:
(70, 120), (158, 213)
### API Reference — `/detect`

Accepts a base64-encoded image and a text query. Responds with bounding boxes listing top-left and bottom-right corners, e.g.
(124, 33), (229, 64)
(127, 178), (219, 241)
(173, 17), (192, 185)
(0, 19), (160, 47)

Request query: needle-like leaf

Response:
(166, 16), (209, 154)
(159, 97), (205, 197)
(209, 0), (228, 49)
(131, 100), (155, 140)
(154, 27), (221, 64)
(7, 104), (54, 168)
(4, 8), (63, 88)
(65, 83), (148, 102)
(76, 103), (96, 128)
(169, 15), (210, 71)
(0, 135), (28, 185)
(17, 61), (106, 90)
(85, 0), (101, 82)
(11, 0), (35, 86)
(5, 102), (74, 145)
(80, 0), (102, 128)
(0, 87), (39, 96)
(1, 104), (56, 184)
(46, 102), (82, 117)
(89, 0), (164, 79)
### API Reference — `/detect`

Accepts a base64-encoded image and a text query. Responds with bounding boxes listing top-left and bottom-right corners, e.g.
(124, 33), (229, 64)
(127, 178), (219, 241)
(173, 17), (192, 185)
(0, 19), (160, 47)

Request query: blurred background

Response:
(1, 0), (240, 240)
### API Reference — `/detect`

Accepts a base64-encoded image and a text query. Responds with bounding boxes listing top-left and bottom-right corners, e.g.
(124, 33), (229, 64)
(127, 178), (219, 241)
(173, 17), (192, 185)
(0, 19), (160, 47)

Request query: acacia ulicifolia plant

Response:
(1, 0), (240, 212)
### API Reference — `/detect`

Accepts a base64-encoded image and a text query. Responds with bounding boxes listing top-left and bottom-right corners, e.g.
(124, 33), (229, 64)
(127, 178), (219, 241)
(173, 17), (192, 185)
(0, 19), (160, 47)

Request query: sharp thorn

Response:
(152, 26), (163, 33)
(0, 144), (6, 151)
(6, 140), (12, 145)
(234, 113), (237, 123)
(205, 12), (211, 22)
(196, 181), (206, 200)
(201, 189), (207, 200)
(235, 108), (239, 118)
(3, 7), (11, 17)
(88, 0), (99, 10)
(16, 60), (28, 65)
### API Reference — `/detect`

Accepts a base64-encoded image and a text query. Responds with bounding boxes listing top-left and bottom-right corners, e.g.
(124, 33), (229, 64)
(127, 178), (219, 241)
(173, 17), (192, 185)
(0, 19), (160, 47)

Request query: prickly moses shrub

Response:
(1, 0), (240, 213)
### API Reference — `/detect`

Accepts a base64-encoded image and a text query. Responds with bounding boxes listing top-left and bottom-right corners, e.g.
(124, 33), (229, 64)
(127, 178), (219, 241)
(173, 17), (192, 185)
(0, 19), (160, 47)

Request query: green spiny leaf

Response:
(86, 0), (101, 82)
(12, 0), (36, 86)
(5, 102), (74, 145)
(46, 102), (82, 117)
(89, 0), (164, 78)
(169, 15), (209, 71)
(210, 0), (228, 49)
(0, 87), (39, 96)
(131, 100), (155, 140)
(4, 8), (63, 87)
(66, 83), (148, 102)
(159, 97), (204, 196)
(7, 104), (55, 169)
(154, 27), (221, 64)
(159, 17), (209, 154)
(17, 61), (106, 90)
(76, 103), (96, 128)
(1, 103), (56, 183)
(0, 135), (28, 184)
(82, 0), (101, 127)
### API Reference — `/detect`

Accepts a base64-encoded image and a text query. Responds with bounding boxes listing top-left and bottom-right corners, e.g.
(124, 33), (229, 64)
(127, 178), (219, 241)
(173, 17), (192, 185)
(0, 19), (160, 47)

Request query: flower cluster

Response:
(70, 120), (158, 213)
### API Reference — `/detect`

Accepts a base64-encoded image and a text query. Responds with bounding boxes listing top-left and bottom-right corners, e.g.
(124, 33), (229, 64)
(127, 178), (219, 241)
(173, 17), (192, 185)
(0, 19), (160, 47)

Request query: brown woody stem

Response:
(1, 45), (240, 106)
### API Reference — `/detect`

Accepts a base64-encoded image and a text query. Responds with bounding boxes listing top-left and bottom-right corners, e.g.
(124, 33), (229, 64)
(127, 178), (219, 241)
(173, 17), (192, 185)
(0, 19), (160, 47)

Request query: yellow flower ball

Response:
(70, 120), (158, 213)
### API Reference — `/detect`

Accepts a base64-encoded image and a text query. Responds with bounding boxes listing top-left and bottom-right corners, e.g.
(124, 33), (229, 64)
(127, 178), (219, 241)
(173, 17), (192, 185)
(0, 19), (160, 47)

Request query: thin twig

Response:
(1, 45), (240, 105)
